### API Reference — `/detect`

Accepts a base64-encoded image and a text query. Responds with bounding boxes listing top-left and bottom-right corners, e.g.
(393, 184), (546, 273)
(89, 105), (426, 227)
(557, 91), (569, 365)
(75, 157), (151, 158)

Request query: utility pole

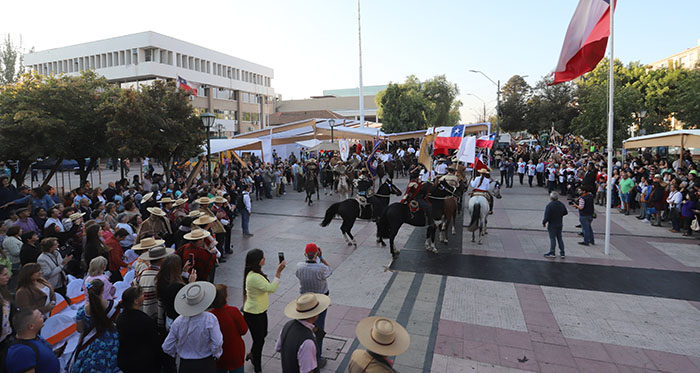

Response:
(358, 0), (365, 127)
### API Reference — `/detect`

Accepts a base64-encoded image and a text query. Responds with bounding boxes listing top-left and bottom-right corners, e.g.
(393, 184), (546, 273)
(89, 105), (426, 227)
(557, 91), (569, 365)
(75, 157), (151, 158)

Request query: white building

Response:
(24, 31), (276, 136)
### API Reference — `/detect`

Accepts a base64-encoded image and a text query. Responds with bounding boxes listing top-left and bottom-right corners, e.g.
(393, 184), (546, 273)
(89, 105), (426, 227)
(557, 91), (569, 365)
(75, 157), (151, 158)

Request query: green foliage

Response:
(673, 69), (700, 127)
(377, 74), (461, 133)
(0, 34), (24, 85)
(109, 80), (205, 182)
(526, 80), (578, 134)
(499, 75), (530, 133)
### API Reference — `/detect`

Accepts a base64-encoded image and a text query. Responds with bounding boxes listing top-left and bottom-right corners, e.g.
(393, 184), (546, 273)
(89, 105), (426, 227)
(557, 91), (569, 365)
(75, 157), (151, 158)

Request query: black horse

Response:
(377, 180), (456, 258)
(320, 179), (402, 247)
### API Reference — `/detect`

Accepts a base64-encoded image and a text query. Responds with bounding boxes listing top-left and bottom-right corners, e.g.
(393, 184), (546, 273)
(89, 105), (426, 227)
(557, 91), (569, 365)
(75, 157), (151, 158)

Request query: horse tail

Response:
(320, 202), (340, 227)
(377, 208), (391, 238)
(467, 201), (481, 232)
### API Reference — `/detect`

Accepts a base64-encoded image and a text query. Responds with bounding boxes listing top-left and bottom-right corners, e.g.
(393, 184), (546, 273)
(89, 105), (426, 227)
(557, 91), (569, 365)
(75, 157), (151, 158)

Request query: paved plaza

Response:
(215, 173), (700, 373)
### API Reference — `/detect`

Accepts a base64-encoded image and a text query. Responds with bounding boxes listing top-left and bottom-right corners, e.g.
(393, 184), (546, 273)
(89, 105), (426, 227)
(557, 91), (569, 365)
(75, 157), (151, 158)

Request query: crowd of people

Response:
(0, 142), (423, 373)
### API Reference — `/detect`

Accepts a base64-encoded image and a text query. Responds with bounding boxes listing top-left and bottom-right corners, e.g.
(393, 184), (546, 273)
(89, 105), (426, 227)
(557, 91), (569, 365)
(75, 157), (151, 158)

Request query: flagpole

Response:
(357, 0), (365, 127)
(604, 0), (615, 256)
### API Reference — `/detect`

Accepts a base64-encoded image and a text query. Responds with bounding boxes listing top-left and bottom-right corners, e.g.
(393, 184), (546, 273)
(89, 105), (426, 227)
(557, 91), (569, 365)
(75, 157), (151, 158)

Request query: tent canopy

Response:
(622, 130), (700, 149)
(201, 138), (263, 155)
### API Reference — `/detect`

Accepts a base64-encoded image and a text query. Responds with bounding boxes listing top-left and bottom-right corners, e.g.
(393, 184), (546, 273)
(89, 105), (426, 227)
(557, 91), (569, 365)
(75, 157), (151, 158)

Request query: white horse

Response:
(466, 181), (501, 244)
(337, 174), (350, 200)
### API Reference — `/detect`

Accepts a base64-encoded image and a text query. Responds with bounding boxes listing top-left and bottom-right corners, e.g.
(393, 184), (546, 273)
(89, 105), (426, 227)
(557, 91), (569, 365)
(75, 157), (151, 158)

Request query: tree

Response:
(499, 75), (530, 133)
(0, 72), (60, 186)
(0, 34), (25, 85)
(377, 75), (461, 133)
(673, 69), (700, 127)
(109, 80), (205, 183)
(526, 78), (579, 135)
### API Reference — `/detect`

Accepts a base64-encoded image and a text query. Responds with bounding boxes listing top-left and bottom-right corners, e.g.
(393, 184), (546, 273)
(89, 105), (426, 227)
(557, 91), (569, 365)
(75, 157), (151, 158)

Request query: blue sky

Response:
(2, 0), (699, 122)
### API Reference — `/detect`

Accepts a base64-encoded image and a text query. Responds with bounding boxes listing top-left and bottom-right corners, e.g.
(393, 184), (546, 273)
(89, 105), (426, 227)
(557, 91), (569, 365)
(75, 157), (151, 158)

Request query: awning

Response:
(295, 139), (340, 152)
(384, 130), (426, 141)
(201, 138), (263, 155)
(622, 130), (700, 149)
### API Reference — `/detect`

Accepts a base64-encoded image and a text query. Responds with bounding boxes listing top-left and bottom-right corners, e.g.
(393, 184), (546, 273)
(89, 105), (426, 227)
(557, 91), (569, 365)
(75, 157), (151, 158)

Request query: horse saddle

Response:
(355, 196), (368, 206)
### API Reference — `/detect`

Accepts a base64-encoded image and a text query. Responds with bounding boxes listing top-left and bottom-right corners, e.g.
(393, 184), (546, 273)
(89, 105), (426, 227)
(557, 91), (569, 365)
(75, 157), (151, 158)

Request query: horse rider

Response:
(471, 168), (494, 214)
(400, 167), (434, 226)
(333, 160), (346, 191)
(438, 167), (460, 192)
(435, 158), (448, 176)
(354, 169), (374, 199)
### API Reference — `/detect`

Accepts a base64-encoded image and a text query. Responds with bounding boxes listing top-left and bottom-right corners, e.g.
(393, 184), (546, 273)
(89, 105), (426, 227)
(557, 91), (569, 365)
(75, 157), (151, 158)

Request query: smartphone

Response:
(278, 252), (285, 263)
(189, 253), (195, 266)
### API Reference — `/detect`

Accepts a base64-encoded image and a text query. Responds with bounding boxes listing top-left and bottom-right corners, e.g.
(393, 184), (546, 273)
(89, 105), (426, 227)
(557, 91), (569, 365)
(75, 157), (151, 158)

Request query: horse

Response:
(304, 170), (317, 206)
(320, 179), (402, 247)
(336, 174), (350, 200)
(377, 180), (455, 258)
(438, 194), (459, 244)
(466, 181), (502, 244)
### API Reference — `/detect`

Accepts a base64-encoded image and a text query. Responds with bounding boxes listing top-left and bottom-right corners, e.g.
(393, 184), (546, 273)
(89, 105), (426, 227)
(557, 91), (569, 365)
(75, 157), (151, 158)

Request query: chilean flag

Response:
(431, 125), (465, 151)
(473, 156), (488, 172)
(476, 133), (496, 149)
(177, 76), (198, 95)
(551, 0), (614, 85)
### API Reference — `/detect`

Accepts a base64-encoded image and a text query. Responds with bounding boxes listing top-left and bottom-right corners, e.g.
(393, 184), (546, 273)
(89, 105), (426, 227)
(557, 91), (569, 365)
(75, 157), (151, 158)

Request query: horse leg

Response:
(472, 230), (475, 243)
(430, 225), (438, 253)
(452, 212), (457, 235)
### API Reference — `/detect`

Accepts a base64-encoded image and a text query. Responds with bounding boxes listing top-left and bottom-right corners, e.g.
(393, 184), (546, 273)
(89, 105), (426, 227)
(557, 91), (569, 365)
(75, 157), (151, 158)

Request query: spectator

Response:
(72, 279), (120, 372)
(136, 207), (172, 244)
(667, 183), (682, 233)
(210, 284), (248, 373)
(19, 231), (41, 265)
(44, 207), (65, 232)
(242, 249), (285, 373)
(3, 226), (23, 277)
(178, 229), (216, 283)
(574, 185), (596, 246)
(5, 308), (60, 373)
(37, 237), (71, 297)
(0, 264), (12, 346)
(240, 184), (253, 237)
(348, 316), (410, 373)
(82, 257), (115, 300)
(116, 286), (162, 373)
(84, 224), (107, 267)
(116, 213), (139, 249)
(104, 228), (129, 283)
(275, 293), (331, 373)
(163, 281), (223, 372)
(156, 254), (194, 331)
(295, 243), (332, 366)
(135, 245), (173, 327)
(681, 192), (697, 236)
(542, 192), (568, 258)
(619, 172), (635, 215)
(15, 263), (56, 316)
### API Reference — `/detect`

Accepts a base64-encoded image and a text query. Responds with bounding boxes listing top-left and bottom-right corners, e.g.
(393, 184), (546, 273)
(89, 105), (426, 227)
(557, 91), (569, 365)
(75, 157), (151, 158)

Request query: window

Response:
(145, 48), (153, 62)
(176, 53), (181, 67)
(132, 49), (138, 65)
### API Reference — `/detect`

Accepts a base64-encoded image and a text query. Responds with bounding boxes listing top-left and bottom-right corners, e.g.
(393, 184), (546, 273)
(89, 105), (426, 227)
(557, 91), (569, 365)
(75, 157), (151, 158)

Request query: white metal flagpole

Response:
(604, 0), (615, 256)
(358, 0), (365, 127)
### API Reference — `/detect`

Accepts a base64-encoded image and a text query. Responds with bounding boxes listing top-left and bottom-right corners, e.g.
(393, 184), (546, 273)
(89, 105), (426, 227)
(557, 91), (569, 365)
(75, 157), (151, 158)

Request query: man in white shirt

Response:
(435, 160), (448, 176)
(241, 184), (253, 236)
(407, 145), (416, 154)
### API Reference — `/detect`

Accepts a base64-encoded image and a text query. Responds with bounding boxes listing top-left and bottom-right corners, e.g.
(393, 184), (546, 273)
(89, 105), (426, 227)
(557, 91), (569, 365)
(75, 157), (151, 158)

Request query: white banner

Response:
(262, 137), (273, 164)
(339, 139), (350, 162)
(456, 136), (476, 164)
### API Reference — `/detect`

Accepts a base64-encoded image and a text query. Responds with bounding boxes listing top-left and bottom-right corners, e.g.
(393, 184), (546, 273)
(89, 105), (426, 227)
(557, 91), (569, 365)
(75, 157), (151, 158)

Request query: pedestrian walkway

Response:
(215, 174), (700, 372)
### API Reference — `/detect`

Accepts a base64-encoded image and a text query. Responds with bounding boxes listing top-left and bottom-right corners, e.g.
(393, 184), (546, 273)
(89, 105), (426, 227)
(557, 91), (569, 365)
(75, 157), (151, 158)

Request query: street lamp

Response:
(466, 93), (487, 123)
(200, 112), (215, 181)
(469, 70), (501, 167)
(329, 118), (336, 143)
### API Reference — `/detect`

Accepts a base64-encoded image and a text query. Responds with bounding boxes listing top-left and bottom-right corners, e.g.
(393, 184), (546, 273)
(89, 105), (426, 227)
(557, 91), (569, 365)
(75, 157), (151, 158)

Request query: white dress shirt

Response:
(162, 312), (223, 359)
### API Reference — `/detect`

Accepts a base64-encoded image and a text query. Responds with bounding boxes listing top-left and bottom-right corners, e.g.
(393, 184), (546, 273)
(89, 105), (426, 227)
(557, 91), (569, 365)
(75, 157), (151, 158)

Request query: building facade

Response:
(649, 39), (700, 70)
(276, 85), (387, 123)
(24, 31), (276, 136)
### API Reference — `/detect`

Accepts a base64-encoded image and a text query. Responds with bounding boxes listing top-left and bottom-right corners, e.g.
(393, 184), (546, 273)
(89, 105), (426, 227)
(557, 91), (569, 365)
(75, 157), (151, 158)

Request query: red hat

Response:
(305, 243), (318, 255)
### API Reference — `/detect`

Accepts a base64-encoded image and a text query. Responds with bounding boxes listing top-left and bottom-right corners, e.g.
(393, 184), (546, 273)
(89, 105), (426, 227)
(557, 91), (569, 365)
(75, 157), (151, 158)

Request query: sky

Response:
(2, 0), (700, 123)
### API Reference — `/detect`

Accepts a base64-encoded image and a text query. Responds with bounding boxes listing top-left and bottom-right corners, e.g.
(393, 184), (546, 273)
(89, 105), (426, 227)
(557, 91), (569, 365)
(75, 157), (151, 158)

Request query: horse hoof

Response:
(347, 242), (353, 246)
(431, 248), (438, 254)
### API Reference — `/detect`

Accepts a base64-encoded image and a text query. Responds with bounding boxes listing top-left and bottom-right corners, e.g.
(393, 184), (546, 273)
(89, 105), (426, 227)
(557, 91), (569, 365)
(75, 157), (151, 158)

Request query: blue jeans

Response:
(240, 209), (251, 234)
(547, 225), (564, 255)
(579, 215), (594, 244)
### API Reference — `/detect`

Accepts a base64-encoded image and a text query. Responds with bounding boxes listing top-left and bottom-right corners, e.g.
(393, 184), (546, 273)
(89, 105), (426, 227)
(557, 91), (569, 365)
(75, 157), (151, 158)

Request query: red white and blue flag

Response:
(476, 133), (496, 149)
(366, 140), (382, 176)
(551, 0), (614, 85)
(429, 125), (465, 154)
(177, 76), (198, 95)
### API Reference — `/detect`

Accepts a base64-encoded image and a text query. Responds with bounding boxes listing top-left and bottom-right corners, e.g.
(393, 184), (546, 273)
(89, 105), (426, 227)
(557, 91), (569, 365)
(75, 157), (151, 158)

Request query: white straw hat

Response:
(283, 293), (331, 320)
(355, 316), (410, 356)
(174, 282), (217, 317)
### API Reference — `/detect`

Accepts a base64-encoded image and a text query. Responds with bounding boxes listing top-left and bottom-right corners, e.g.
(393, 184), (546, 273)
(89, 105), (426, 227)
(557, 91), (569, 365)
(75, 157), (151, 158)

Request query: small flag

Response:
(476, 133), (496, 149)
(367, 140), (382, 176)
(177, 76), (198, 95)
(473, 156), (488, 172)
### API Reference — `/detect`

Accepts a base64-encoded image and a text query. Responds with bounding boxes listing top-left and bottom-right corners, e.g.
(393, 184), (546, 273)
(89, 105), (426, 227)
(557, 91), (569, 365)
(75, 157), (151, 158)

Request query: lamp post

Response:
(200, 112), (215, 181)
(468, 70), (501, 167)
(329, 118), (336, 143)
(466, 93), (487, 123)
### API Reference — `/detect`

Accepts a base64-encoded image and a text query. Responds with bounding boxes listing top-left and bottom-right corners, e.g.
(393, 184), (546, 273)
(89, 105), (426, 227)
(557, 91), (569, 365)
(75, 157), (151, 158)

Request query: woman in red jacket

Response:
(210, 284), (248, 373)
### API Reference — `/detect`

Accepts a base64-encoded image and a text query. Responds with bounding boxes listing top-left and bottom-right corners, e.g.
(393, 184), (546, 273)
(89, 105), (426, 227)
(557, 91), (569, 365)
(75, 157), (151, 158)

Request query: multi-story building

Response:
(649, 38), (700, 70)
(23, 31), (275, 136)
(276, 84), (386, 124)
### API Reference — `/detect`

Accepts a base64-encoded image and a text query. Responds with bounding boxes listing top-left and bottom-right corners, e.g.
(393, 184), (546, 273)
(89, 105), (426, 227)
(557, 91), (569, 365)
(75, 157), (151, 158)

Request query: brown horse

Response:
(439, 196), (458, 244)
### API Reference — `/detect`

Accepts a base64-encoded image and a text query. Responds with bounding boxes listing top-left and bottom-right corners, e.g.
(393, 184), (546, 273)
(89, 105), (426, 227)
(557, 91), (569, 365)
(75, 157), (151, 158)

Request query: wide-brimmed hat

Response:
(477, 168), (490, 174)
(355, 316), (410, 356)
(284, 293), (331, 320)
(196, 196), (211, 205)
(139, 245), (175, 261)
(174, 198), (187, 207)
(146, 207), (167, 217)
(159, 197), (175, 204)
(174, 281), (217, 317)
(131, 237), (166, 251)
(193, 215), (217, 226)
(69, 212), (86, 221)
(212, 196), (227, 204)
(188, 210), (204, 218)
(142, 192), (154, 203)
(183, 228), (211, 241)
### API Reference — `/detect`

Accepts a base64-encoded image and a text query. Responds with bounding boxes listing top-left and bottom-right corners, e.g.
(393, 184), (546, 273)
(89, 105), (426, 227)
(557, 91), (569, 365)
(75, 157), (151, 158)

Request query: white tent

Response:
(201, 138), (263, 155)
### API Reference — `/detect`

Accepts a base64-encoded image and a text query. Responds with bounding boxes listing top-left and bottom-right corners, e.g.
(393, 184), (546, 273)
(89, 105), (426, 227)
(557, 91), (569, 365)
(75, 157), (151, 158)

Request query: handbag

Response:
(692, 217), (700, 232)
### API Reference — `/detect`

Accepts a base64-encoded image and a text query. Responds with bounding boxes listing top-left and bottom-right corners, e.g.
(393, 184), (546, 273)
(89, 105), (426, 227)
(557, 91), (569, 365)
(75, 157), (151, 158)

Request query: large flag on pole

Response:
(455, 136), (476, 164)
(177, 76), (198, 95)
(550, 0), (614, 85)
(428, 125), (465, 155)
(475, 133), (496, 149)
(366, 140), (382, 176)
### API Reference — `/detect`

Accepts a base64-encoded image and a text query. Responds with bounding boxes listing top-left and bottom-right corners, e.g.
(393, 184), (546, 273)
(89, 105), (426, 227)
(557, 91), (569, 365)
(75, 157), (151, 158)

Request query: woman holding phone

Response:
(242, 248), (285, 373)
